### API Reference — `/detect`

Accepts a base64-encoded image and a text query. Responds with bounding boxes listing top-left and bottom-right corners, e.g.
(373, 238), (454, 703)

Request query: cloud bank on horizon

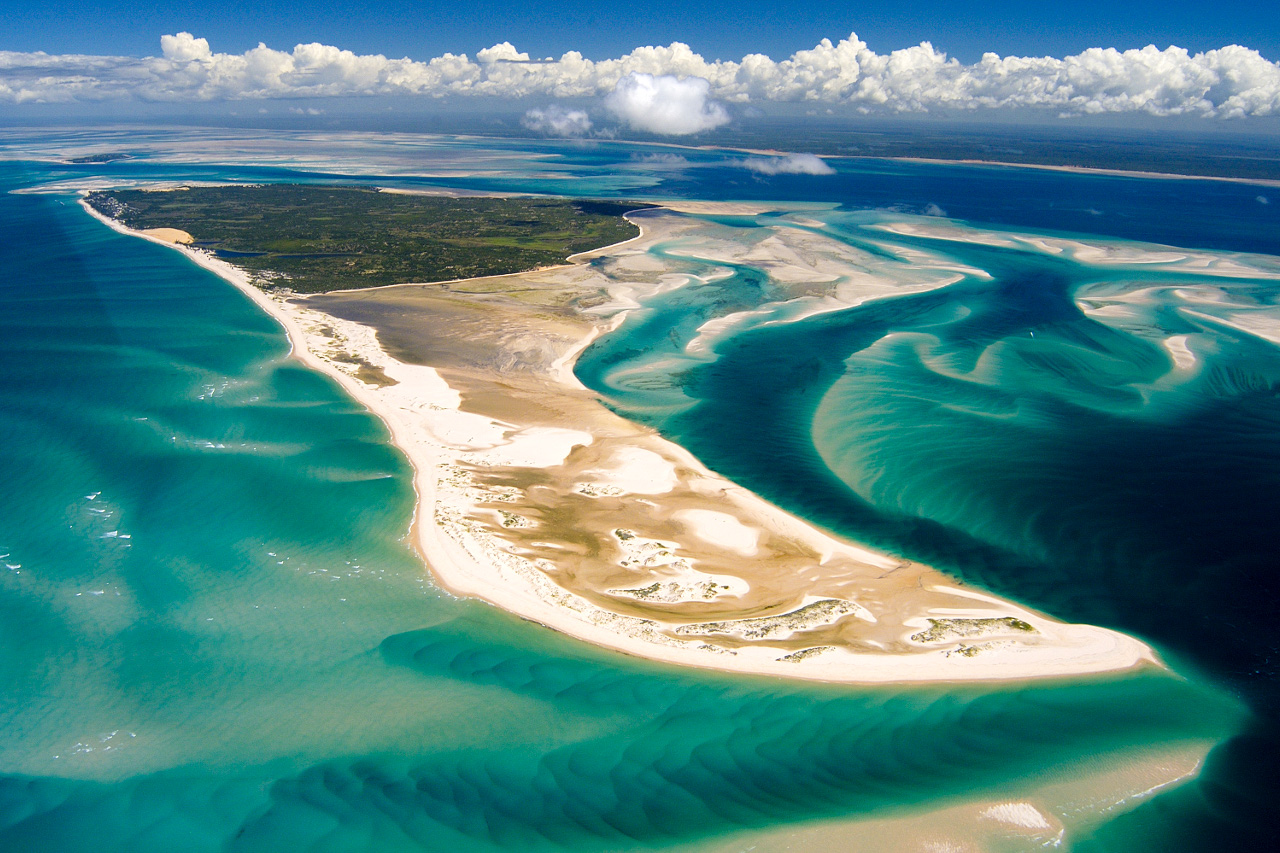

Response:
(3, 31), (1280, 133)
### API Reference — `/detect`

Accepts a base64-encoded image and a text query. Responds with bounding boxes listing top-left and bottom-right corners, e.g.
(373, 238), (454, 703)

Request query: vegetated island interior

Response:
(86, 185), (653, 293)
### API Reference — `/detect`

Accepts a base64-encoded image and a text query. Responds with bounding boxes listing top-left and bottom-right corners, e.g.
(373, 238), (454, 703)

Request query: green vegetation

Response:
(622, 582), (663, 601)
(675, 599), (856, 640)
(910, 617), (1037, 644)
(86, 185), (651, 293)
(779, 646), (833, 662)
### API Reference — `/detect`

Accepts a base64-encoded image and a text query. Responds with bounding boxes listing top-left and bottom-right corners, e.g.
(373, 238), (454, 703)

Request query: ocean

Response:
(0, 128), (1277, 851)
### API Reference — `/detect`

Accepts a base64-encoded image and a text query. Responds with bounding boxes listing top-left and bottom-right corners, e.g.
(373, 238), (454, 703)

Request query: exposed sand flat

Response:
(1078, 280), (1280, 366)
(1185, 308), (1280, 346)
(1163, 335), (1197, 370)
(140, 227), (193, 244)
(695, 740), (1212, 852)
(580, 446), (678, 494)
(84, 197), (1158, 684)
(875, 219), (1023, 248)
(891, 156), (1280, 189)
(652, 215), (982, 358)
(980, 801), (1054, 830)
(881, 219), (1280, 280)
(674, 509), (761, 556)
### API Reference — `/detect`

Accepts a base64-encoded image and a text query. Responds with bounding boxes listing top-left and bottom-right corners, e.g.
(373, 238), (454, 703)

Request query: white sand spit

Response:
(83, 197), (1163, 685)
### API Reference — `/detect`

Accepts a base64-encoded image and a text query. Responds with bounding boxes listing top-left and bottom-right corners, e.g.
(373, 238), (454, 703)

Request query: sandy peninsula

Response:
(82, 196), (1158, 684)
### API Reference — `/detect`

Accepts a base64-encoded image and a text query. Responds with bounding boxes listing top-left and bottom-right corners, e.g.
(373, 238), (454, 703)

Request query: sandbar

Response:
(890, 156), (1280, 188)
(82, 195), (1160, 684)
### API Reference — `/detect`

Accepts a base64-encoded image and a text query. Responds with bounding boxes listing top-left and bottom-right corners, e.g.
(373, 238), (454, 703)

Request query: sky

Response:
(3, 0), (1278, 63)
(2, 1), (1279, 133)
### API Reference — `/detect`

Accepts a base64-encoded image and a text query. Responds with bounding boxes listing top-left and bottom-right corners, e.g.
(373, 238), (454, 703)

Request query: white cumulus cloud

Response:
(522, 104), (593, 136)
(634, 153), (690, 167)
(605, 72), (731, 134)
(160, 32), (213, 62)
(2, 31), (1279, 121)
(741, 153), (834, 175)
(477, 42), (530, 64)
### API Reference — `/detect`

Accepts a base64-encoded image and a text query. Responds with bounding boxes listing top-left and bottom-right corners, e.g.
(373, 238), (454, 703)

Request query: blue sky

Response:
(2, 1), (1278, 130)
(2, 0), (1277, 62)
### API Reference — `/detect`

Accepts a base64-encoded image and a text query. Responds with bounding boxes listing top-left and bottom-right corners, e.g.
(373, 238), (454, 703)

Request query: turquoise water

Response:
(1, 133), (1277, 850)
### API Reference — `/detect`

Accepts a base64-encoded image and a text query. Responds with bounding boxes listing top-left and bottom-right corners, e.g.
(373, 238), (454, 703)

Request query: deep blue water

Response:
(2, 131), (1278, 850)
(576, 207), (1280, 850)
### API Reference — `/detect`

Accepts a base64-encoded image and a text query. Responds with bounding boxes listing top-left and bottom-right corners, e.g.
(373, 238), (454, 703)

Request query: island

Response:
(86, 186), (650, 292)
(81, 184), (1157, 683)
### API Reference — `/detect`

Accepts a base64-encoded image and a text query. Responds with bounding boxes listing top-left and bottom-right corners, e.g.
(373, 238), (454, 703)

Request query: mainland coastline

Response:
(81, 193), (1159, 685)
